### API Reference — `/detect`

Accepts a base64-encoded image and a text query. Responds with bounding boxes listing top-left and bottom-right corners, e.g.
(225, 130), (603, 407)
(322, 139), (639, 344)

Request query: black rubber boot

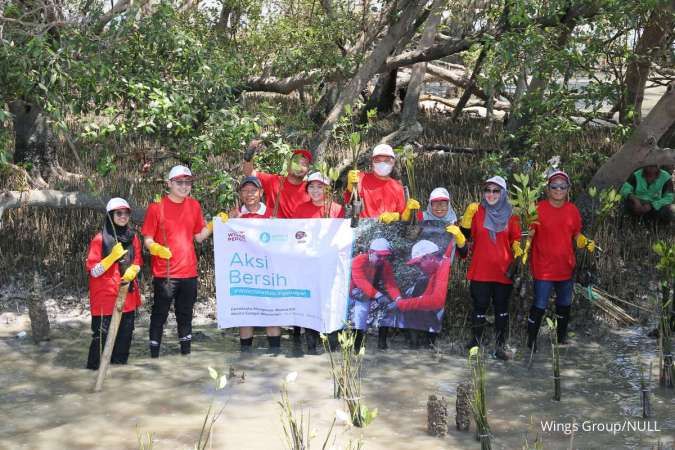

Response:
(267, 335), (281, 354)
(180, 340), (191, 355)
(292, 327), (302, 345)
(469, 313), (486, 349)
(426, 332), (437, 348)
(305, 330), (319, 354)
(240, 337), (253, 352)
(527, 307), (545, 352)
(326, 331), (339, 352)
(354, 330), (365, 353)
(149, 340), (161, 358)
(377, 327), (389, 350)
(556, 305), (571, 344)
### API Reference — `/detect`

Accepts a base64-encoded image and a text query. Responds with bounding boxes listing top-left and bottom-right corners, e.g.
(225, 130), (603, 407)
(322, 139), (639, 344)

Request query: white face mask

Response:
(373, 162), (393, 177)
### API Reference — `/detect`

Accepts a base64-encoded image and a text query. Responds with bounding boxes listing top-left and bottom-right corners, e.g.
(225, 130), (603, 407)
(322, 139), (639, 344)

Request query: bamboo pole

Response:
(94, 282), (130, 392)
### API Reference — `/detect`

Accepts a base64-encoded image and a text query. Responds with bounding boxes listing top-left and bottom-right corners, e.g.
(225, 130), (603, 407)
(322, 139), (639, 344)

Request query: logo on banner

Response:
(295, 231), (307, 243)
(259, 231), (288, 245)
(227, 231), (246, 242)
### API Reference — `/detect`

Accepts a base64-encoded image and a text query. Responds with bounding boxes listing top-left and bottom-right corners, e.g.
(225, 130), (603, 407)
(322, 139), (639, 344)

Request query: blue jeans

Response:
(533, 279), (574, 310)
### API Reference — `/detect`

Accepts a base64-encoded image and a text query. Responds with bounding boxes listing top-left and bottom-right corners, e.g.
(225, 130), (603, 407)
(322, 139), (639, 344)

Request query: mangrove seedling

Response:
(468, 346), (491, 450)
(653, 240), (674, 389)
(546, 317), (561, 401)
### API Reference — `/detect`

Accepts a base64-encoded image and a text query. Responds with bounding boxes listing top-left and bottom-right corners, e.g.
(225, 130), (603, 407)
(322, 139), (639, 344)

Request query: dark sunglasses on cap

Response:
(172, 179), (193, 186)
(113, 210), (131, 217)
(484, 188), (501, 194)
(549, 183), (569, 190)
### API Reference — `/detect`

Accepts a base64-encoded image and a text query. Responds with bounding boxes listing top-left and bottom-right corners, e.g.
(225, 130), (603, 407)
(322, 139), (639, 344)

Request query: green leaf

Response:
(218, 375), (227, 389)
(208, 366), (218, 380)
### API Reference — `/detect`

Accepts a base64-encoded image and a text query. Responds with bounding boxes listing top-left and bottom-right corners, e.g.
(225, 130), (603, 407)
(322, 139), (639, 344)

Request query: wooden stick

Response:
(94, 282), (130, 392)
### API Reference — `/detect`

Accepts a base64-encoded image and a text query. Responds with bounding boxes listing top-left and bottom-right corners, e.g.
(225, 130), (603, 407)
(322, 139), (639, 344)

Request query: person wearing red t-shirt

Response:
(289, 172), (345, 353)
(526, 170), (595, 350)
(228, 176), (281, 352)
(142, 165), (225, 357)
(459, 176), (521, 360)
(349, 238), (402, 351)
(292, 172), (345, 219)
(85, 198), (142, 370)
(243, 140), (311, 219)
(344, 144), (420, 222)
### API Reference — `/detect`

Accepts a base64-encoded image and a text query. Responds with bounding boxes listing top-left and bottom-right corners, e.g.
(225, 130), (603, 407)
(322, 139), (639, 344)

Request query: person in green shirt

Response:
(620, 165), (674, 222)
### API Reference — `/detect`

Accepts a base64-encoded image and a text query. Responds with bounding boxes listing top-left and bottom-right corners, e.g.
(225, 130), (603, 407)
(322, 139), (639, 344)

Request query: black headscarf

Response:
(102, 211), (136, 290)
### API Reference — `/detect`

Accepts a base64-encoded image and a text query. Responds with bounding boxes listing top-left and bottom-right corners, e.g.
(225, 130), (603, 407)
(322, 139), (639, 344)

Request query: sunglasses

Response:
(484, 188), (501, 194)
(113, 210), (131, 217)
(172, 180), (193, 187)
(549, 183), (569, 190)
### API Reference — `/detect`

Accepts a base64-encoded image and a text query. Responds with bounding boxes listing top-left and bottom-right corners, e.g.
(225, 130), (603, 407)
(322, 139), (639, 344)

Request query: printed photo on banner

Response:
(348, 219), (456, 334)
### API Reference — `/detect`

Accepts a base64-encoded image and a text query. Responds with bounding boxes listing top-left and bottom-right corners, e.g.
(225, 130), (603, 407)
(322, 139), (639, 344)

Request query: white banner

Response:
(214, 218), (353, 333)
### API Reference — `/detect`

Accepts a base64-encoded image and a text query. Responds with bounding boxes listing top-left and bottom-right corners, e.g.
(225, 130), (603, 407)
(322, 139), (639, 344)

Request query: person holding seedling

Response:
(292, 172), (345, 219)
(85, 197), (142, 370)
(142, 165), (226, 357)
(243, 139), (311, 219)
(229, 175), (282, 352)
(460, 175), (521, 360)
(526, 170), (596, 350)
(620, 164), (674, 223)
(345, 143), (420, 223)
(349, 237), (403, 351)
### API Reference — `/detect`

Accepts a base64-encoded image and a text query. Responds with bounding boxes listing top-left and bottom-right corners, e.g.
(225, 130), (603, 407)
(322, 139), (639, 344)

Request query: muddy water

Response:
(1, 315), (673, 450)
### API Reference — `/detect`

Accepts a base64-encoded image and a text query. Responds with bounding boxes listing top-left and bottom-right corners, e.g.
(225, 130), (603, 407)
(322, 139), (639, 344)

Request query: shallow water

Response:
(1, 316), (673, 450)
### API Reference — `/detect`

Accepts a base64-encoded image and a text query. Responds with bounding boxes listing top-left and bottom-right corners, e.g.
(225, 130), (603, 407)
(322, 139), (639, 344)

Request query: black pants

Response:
(149, 277), (197, 348)
(469, 281), (513, 346)
(87, 311), (135, 370)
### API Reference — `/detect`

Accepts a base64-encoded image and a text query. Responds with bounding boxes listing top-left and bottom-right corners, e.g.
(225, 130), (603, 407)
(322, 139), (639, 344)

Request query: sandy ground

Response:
(1, 300), (674, 450)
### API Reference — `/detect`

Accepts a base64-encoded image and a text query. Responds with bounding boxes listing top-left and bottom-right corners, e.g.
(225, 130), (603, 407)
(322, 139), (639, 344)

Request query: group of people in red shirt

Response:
(84, 140), (596, 369)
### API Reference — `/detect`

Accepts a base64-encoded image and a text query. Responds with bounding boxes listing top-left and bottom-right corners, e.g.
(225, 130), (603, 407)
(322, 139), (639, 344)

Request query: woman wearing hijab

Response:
(85, 198), (142, 370)
(459, 176), (521, 360)
(417, 187), (458, 224)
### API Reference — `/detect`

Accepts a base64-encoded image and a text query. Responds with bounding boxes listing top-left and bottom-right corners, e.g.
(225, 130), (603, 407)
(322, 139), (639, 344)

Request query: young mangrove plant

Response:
(546, 317), (561, 401)
(653, 240), (674, 388)
(195, 367), (228, 450)
(468, 346), (491, 450)
(322, 328), (377, 428)
(639, 357), (652, 418)
(508, 171), (543, 282)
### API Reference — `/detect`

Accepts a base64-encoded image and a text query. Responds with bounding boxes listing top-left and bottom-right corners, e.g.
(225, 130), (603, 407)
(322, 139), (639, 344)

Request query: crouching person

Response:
(85, 198), (142, 370)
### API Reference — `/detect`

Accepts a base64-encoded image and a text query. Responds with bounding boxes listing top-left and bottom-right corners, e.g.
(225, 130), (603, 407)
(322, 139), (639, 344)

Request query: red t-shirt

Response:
(466, 206), (521, 284)
(239, 203), (272, 219)
(85, 233), (142, 315)
(141, 196), (206, 278)
(257, 172), (310, 218)
(343, 172), (406, 218)
(350, 253), (402, 299)
(530, 200), (582, 281)
(292, 201), (345, 218)
(397, 251), (452, 312)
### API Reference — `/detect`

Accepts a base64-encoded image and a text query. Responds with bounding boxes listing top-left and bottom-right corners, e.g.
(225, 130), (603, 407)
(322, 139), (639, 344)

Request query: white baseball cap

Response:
(167, 165), (193, 180)
(306, 172), (330, 186)
(429, 187), (450, 202)
(546, 170), (570, 184)
(485, 175), (507, 191)
(106, 197), (130, 212)
(407, 240), (440, 265)
(372, 144), (395, 158)
(369, 237), (392, 255)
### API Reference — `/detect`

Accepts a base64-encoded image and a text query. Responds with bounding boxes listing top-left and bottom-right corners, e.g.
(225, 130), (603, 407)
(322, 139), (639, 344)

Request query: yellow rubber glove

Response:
(347, 169), (360, 192)
(378, 211), (400, 224)
(401, 198), (421, 221)
(522, 239), (532, 264)
(576, 234), (596, 253)
(512, 241), (524, 259)
(445, 225), (466, 248)
(460, 202), (480, 229)
(100, 242), (128, 271)
(122, 264), (141, 283)
(207, 212), (230, 232)
(149, 242), (172, 259)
